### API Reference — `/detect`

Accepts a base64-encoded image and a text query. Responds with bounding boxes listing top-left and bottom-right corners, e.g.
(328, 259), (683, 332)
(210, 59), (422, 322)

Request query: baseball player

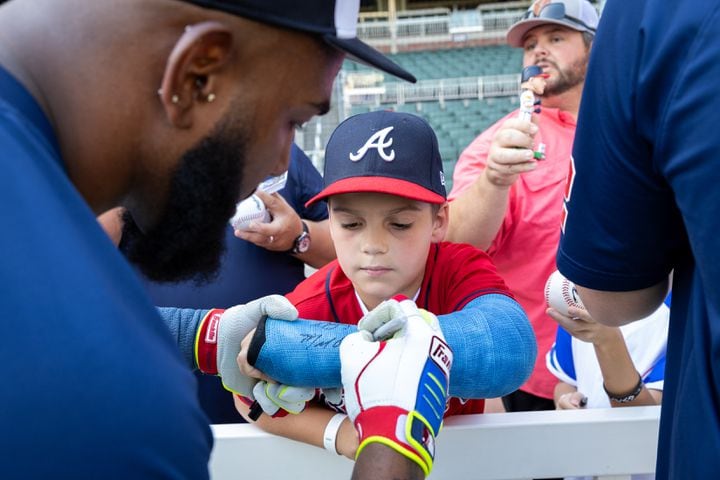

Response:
(557, 0), (720, 476)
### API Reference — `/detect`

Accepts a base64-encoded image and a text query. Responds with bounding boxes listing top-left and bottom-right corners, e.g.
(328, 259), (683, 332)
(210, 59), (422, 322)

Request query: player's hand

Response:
(194, 295), (298, 400)
(234, 190), (302, 253)
(250, 380), (317, 417)
(357, 296), (414, 341)
(484, 117), (539, 187)
(341, 297), (452, 477)
(556, 391), (588, 410)
(547, 306), (621, 346)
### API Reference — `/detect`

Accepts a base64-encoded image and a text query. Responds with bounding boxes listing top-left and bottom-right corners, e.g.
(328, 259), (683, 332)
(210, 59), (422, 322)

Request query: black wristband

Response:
(603, 373), (644, 403)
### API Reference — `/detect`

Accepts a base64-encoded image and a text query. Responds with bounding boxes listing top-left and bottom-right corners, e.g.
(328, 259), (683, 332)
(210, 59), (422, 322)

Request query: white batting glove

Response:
(250, 381), (317, 417)
(194, 295), (298, 400)
(341, 297), (452, 477)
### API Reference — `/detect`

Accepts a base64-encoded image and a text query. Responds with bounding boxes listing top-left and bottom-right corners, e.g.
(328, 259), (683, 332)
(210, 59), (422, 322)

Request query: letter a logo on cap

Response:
(349, 126), (395, 162)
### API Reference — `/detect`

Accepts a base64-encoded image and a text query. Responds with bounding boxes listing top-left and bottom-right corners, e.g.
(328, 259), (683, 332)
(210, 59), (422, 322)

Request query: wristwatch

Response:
(289, 221), (311, 254)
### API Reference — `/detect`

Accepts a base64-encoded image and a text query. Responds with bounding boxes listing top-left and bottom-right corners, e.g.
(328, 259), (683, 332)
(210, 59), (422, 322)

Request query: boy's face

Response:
(328, 192), (449, 310)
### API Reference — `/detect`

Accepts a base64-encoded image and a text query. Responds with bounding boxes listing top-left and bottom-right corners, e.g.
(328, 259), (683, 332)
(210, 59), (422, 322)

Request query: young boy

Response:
(234, 110), (517, 459)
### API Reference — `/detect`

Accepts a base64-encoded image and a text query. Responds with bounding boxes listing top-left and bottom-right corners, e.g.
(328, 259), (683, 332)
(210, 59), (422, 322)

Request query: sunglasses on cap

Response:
(522, 2), (597, 33)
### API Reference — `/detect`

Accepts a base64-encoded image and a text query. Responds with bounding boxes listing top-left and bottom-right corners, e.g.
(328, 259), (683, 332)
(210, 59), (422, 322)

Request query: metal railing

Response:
(343, 74), (520, 107)
(355, 7), (527, 50)
(295, 72), (521, 168)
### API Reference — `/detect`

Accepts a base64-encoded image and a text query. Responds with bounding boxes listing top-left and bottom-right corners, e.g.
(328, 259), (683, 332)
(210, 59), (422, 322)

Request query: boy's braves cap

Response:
(306, 110), (446, 207)
(506, 0), (599, 47)
(179, 0), (416, 83)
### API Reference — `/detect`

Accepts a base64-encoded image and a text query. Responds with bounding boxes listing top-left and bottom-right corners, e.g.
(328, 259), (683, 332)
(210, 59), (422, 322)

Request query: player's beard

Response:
(540, 52), (588, 97)
(119, 113), (250, 284)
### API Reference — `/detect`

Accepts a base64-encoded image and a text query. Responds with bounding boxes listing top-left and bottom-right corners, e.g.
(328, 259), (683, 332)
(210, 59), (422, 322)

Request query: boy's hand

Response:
(194, 295), (298, 400)
(341, 297), (452, 477)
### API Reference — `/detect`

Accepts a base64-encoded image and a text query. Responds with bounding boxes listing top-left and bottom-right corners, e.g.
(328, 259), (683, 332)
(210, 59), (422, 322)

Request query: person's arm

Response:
(157, 295), (299, 403)
(548, 306), (661, 407)
(235, 190), (335, 269)
(352, 443), (424, 480)
(446, 117), (538, 250)
(343, 298), (452, 479)
(240, 293), (536, 399)
(234, 397), (358, 459)
(574, 278), (669, 327)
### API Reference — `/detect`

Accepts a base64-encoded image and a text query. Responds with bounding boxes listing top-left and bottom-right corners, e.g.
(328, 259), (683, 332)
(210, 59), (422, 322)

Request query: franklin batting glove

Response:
(194, 295), (298, 400)
(342, 297), (452, 477)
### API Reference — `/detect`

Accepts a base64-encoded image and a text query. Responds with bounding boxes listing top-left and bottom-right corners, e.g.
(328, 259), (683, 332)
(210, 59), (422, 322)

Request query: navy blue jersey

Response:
(0, 66), (212, 478)
(142, 144), (327, 423)
(557, 1), (720, 477)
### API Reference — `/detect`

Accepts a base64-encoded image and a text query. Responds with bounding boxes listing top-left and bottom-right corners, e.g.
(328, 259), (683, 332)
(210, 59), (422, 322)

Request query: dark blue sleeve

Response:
(557, 0), (688, 291)
(282, 144), (328, 221)
(158, 307), (211, 369)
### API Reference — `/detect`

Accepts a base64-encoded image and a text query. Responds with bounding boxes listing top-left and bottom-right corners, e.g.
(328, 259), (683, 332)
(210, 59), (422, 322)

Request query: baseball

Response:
(544, 270), (586, 316)
(229, 194), (271, 231)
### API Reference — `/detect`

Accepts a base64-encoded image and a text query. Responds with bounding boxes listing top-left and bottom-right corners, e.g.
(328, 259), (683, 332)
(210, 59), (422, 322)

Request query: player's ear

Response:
(158, 21), (234, 129)
(431, 202), (449, 242)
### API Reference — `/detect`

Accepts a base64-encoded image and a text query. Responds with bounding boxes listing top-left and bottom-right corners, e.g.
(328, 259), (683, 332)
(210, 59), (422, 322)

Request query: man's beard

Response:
(120, 119), (248, 283)
(540, 54), (588, 97)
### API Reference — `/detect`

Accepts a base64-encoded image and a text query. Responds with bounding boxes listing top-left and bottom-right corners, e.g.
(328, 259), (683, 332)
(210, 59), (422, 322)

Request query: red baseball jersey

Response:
(286, 241), (514, 416)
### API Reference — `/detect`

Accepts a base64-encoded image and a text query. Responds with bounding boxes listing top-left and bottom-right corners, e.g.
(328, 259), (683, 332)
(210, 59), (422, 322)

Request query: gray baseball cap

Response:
(506, 0), (599, 48)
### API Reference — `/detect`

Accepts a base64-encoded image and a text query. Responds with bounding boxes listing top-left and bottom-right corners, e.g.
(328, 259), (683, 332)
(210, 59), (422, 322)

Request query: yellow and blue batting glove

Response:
(342, 296), (452, 477)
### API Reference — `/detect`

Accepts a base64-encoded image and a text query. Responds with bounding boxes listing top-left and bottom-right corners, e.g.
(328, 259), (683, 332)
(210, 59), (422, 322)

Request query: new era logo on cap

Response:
(305, 111), (446, 207)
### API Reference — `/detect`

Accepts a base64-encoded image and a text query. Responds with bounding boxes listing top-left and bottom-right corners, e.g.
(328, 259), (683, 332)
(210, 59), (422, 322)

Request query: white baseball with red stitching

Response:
(229, 194), (271, 231)
(544, 270), (586, 316)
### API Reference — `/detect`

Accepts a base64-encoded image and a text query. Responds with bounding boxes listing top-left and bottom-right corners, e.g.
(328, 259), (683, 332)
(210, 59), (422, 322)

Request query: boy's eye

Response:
(391, 222), (411, 230)
(341, 222), (361, 230)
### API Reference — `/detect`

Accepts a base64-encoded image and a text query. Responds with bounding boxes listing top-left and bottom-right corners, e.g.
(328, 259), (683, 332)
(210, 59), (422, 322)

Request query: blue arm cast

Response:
(250, 294), (536, 399)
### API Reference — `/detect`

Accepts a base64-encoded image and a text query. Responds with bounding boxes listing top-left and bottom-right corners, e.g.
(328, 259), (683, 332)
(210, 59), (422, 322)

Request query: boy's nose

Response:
(361, 230), (388, 255)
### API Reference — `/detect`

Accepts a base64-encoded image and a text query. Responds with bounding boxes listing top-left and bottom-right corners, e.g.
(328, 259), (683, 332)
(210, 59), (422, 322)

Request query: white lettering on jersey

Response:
(349, 126), (395, 162)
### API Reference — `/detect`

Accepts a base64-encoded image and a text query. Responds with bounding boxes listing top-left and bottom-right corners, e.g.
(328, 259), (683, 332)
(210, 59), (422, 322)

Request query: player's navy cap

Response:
(306, 111), (446, 207)
(179, 0), (416, 83)
(506, 0), (599, 48)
